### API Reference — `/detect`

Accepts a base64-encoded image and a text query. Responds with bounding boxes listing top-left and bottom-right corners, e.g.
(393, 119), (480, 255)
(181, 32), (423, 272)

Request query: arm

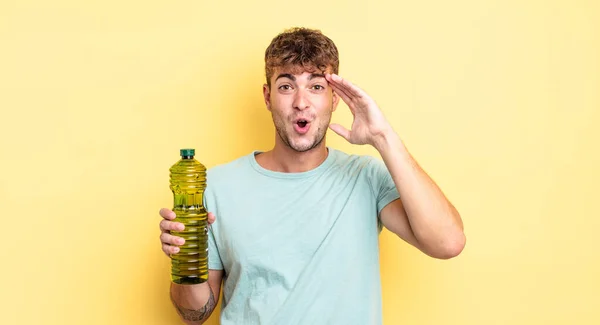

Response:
(375, 132), (465, 259)
(170, 269), (224, 324)
(159, 209), (224, 323)
(325, 73), (466, 259)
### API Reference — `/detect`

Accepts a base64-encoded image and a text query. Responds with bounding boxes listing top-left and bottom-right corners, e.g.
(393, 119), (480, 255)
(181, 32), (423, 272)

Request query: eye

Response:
(278, 84), (292, 91)
(312, 84), (325, 91)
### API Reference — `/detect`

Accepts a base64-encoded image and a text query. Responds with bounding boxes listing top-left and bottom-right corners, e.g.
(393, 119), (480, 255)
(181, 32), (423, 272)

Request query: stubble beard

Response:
(273, 113), (331, 153)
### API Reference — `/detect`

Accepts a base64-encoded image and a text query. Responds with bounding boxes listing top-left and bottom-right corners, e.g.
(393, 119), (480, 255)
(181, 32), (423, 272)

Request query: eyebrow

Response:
(275, 73), (295, 81)
(275, 73), (326, 82)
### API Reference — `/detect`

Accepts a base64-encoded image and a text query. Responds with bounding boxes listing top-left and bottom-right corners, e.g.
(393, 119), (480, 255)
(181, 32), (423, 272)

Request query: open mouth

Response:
(294, 119), (311, 134)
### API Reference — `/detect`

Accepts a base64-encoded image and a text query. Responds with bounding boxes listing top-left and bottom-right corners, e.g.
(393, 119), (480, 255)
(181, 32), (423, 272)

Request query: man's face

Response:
(263, 67), (340, 152)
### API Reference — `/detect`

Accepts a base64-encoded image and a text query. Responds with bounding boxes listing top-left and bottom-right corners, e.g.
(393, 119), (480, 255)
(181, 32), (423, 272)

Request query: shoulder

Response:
(205, 152), (254, 185)
(328, 148), (391, 191)
(329, 148), (382, 172)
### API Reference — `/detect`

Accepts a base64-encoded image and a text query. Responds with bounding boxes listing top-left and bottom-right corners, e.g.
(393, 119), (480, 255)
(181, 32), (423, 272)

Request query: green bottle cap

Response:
(180, 148), (195, 157)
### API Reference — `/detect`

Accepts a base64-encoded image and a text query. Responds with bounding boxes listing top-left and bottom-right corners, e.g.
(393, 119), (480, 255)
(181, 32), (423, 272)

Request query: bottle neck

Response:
(182, 156), (194, 159)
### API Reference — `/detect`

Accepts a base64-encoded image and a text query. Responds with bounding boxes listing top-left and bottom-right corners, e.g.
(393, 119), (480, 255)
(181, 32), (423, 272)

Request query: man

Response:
(159, 27), (465, 324)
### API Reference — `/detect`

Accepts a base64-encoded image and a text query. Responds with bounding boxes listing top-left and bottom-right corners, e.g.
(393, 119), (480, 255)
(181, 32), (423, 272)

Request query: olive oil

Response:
(169, 148), (208, 284)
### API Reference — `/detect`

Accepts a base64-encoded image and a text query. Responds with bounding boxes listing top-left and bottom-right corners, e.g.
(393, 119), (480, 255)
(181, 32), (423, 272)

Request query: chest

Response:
(213, 175), (378, 274)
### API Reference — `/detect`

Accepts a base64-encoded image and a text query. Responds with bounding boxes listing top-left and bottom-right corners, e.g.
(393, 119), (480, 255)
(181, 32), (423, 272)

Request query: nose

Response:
(292, 89), (310, 111)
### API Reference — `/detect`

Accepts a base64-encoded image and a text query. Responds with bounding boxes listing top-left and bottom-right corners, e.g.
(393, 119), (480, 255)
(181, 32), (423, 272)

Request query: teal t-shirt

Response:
(204, 147), (400, 325)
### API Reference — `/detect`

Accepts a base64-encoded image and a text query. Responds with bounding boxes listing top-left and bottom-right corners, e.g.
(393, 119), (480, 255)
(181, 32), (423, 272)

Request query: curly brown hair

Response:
(264, 27), (339, 87)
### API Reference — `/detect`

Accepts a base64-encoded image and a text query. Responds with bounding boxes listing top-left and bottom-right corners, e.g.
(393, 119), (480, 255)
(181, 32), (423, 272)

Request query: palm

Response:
(326, 74), (391, 146)
(346, 108), (373, 144)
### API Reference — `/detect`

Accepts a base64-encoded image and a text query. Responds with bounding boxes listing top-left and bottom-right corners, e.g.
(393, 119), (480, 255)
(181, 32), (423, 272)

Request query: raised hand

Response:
(326, 73), (393, 147)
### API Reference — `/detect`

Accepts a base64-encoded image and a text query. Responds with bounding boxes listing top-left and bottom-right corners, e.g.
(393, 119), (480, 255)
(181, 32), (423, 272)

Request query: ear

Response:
(263, 84), (271, 111)
(331, 89), (340, 112)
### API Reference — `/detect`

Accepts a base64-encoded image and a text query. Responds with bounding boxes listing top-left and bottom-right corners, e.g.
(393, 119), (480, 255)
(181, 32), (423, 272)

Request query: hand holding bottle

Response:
(159, 208), (216, 256)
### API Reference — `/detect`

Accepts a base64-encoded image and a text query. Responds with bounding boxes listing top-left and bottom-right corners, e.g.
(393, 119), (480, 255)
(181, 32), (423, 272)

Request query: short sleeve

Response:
(204, 190), (224, 270)
(367, 157), (400, 231)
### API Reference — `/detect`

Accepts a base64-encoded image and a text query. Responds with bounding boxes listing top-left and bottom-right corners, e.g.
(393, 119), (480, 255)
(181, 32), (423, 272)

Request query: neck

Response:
(257, 138), (329, 173)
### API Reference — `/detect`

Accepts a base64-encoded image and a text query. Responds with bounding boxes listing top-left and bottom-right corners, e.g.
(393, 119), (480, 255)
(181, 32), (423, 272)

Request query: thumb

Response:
(329, 123), (351, 142)
(207, 212), (216, 225)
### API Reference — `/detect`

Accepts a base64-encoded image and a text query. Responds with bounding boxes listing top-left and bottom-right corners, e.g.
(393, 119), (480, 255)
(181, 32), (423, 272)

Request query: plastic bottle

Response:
(169, 148), (208, 284)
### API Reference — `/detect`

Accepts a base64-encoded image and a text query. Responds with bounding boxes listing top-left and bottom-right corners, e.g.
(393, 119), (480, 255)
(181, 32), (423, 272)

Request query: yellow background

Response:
(1, 0), (599, 324)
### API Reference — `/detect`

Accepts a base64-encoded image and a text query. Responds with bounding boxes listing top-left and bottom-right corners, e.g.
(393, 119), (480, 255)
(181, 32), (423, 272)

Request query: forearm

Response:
(374, 129), (465, 256)
(170, 282), (216, 324)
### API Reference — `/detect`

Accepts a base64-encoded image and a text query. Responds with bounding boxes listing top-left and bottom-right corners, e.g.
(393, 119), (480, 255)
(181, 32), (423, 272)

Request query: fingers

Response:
(336, 74), (364, 98)
(161, 232), (185, 246)
(159, 208), (217, 257)
(159, 208), (176, 220)
(159, 218), (185, 232)
(326, 73), (364, 98)
(329, 123), (351, 142)
(159, 219), (184, 257)
(159, 210), (215, 232)
(162, 243), (180, 255)
(160, 208), (215, 223)
(159, 208), (184, 232)
(329, 82), (354, 110)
